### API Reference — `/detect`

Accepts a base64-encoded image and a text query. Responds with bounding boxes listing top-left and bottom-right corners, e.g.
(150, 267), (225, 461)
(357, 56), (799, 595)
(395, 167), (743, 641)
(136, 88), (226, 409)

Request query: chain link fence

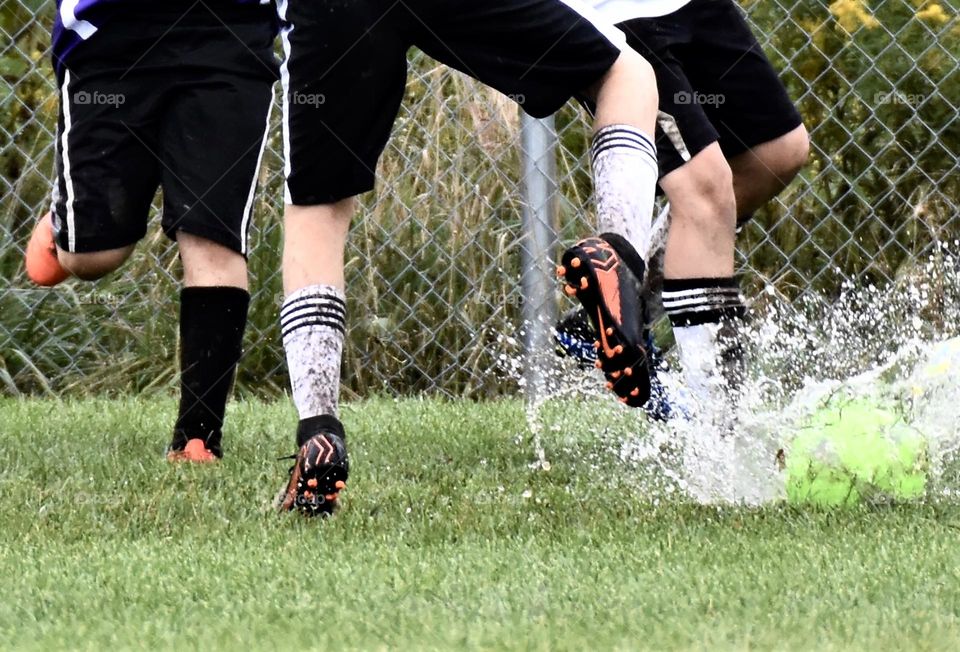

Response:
(1, 0), (958, 399)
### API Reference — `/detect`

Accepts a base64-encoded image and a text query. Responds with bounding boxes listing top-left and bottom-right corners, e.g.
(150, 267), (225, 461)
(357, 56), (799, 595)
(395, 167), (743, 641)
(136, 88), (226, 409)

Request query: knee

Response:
(768, 124), (810, 183)
(612, 48), (658, 101)
(178, 232), (248, 288)
(57, 247), (133, 280)
(591, 47), (658, 107)
(616, 48), (656, 87)
(666, 153), (737, 232)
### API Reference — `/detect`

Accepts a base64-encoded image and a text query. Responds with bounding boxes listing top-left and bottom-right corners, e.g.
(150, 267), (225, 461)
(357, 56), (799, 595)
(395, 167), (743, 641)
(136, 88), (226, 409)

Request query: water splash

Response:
(521, 243), (960, 505)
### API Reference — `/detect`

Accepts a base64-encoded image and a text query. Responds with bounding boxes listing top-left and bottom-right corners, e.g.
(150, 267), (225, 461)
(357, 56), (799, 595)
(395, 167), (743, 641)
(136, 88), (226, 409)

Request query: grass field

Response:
(2, 397), (960, 650)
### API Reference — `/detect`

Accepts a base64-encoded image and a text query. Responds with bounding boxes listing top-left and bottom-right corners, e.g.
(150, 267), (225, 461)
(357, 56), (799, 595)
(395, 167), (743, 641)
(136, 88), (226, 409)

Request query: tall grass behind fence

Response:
(1, 0), (958, 398)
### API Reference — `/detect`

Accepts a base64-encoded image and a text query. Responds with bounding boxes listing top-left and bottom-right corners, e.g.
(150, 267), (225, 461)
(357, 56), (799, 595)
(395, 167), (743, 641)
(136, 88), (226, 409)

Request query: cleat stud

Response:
(624, 367), (633, 377)
(611, 370), (621, 379)
(306, 478), (318, 488)
(556, 265), (566, 277)
(606, 327), (614, 336)
(630, 388), (640, 397)
(620, 397), (629, 404)
(304, 491), (314, 499)
(594, 361), (602, 369)
(571, 258), (582, 269)
(593, 341), (601, 350)
(614, 345), (624, 355)
(564, 285), (577, 296)
(335, 480), (346, 490)
(605, 382), (614, 390)
(580, 277), (589, 290)
(325, 494), (338, 501)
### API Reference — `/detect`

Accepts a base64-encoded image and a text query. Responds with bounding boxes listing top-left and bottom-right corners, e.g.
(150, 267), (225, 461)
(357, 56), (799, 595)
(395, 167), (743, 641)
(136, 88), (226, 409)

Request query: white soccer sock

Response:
(280, 285), (346, 419)
(591, 124), (659, 257)
(662, 277), (746, 410)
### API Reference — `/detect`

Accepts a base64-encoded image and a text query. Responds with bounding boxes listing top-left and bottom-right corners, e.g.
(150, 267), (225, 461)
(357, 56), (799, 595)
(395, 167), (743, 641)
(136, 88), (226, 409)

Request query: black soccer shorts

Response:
(52, 4), (279, 256)
(279, 0), (626, 206)
(619, 0), (803, 177)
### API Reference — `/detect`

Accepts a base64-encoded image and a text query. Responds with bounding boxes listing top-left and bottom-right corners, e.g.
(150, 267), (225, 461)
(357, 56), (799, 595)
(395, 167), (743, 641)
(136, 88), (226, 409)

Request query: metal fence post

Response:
(520, 113), (560, 403)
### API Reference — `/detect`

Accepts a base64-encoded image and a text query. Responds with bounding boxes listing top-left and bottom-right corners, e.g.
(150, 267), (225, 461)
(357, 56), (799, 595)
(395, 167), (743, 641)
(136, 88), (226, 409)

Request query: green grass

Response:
(2, 398), (960, 651)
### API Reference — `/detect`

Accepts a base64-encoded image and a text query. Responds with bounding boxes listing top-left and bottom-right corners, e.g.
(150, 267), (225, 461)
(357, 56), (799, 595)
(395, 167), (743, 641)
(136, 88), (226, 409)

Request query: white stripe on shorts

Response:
(60, 70), (78, 252)
(240, 90), (275, 255)
(277, 0), (294, 205)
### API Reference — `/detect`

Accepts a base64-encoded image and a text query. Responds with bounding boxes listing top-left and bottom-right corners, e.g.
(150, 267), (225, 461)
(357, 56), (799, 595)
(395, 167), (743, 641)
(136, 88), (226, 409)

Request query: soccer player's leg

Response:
(167, 234), (251, 463)
(412, 0), (659, 405)
(615, 8), (747, 423)
(275, 0), (407, 514)
(658, 146), (746, 419)
(157, 4), (277, 462)
(25, 60), (159, 286)
(680, 0), (808, 226)
(559, 45), (660, 407)
(729, 125), (810, 225)
(25, 210), (131, 285)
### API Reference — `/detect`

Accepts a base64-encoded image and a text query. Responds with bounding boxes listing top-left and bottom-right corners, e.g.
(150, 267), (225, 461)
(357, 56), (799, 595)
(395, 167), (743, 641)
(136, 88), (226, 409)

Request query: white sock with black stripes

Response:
(591, 124), (659, 258)
(280, 285), (346, 419)
(663, 277), (746, 411)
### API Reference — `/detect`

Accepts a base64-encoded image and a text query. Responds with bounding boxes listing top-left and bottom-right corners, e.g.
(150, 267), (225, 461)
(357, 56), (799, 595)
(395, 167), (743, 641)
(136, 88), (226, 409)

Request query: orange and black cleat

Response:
(24, 212), (70, 287)
(558, 233), (650, 407)
(167, 438), (218, 463)
(279, 416), (349, 517)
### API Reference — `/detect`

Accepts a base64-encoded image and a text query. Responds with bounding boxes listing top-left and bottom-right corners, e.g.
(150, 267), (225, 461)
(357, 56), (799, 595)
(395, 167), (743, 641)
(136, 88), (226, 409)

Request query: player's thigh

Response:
(158, 11), (278, 258)
(619, 16), (719, 179)
(679, 0), (803, 158)
(280, 0), (410, 206)
(410, 0), (623, 119)
(52, 63), (161, 255)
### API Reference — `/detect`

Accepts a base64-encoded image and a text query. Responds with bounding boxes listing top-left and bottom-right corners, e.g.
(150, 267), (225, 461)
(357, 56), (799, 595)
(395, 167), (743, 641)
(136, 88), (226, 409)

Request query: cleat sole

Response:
(280, 433), (349, 517)
(560, 237), (650, 407)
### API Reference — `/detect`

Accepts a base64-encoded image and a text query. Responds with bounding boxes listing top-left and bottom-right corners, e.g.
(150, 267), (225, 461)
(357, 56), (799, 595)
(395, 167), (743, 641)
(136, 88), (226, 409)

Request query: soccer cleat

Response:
(559, 233), (650, 407)
(554, 307), (681, 421)
(25, 212), (70, 287)
(279, 416), (349, 517)
(166, 438), (218, 463)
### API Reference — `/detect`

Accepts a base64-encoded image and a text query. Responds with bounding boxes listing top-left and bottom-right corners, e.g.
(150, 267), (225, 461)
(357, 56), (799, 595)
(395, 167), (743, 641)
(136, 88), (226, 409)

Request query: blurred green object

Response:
(786, 397), (927, 507)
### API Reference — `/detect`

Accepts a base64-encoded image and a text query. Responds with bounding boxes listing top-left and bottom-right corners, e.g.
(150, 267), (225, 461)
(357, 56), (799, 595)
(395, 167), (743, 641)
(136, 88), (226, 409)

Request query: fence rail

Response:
(1, 0), (958, 398)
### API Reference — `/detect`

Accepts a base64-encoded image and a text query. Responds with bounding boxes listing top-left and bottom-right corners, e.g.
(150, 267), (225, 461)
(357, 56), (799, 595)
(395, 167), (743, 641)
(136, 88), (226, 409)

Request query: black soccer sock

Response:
(170, 286), (250, 457)
(662, 277), (745, 327)
(662, 277), (746, 405)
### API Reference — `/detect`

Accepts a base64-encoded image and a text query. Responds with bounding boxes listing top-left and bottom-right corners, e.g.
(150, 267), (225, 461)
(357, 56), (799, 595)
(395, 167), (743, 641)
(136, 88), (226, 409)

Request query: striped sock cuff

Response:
(663, 277), (745, 327)
(280, 285), (346, 340)
(591, 124), (657, 164)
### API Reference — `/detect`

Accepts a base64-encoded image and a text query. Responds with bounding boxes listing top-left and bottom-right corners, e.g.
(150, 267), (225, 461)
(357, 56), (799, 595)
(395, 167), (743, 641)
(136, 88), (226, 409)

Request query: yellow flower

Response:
(829, 0), (881, 32)
(917, 4), (950, 24)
